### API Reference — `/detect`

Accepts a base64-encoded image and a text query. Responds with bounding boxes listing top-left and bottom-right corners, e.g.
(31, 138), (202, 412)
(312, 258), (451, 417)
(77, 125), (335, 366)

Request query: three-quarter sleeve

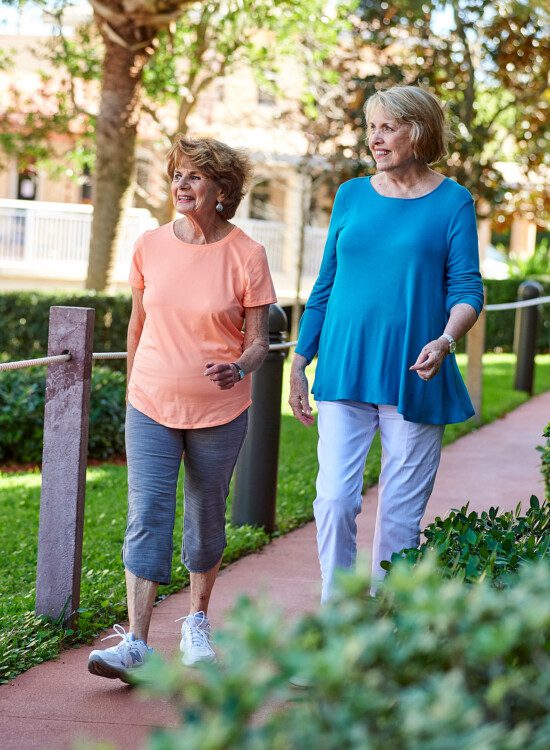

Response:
(128, 235), (145, 290)
(445, 199), (484, 316)
(295, 185), (347, 362)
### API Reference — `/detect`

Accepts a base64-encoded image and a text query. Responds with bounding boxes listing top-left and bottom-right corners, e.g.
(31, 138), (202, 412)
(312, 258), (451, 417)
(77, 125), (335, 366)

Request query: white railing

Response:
(303, 226), (327, 278)
(233, 217), (286, 273)
(0, 199), (329, 299)
(0, 200), (157, 282)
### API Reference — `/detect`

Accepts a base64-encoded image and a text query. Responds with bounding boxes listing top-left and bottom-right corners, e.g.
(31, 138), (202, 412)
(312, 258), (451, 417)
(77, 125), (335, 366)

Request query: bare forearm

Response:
(235, 336), (269, 375)
(410, 302), (480, 381)
(126, 324), (142, 388)
(291, 352), (308, 373)
(127, 289), (145, 394)
(444, 303), (479, 343)
(235, 304), (270, 375)
(204, 304), (269, 390)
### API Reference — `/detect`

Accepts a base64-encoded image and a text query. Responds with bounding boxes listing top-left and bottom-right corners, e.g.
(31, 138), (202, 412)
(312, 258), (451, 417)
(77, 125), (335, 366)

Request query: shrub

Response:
(539, 423), (550, 500)
(383, 497), (549, 585)
(0, 366), (126, 463)
(136, 557), (550, 750)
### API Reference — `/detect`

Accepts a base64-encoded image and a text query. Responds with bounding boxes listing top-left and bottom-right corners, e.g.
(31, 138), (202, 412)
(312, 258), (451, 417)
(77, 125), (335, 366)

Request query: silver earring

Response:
(215, 202), (224, 213)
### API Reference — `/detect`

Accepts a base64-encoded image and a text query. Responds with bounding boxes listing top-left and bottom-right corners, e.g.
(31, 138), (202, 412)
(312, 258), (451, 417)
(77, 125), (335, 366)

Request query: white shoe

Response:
(87, 624), (152, 683)
(178, 612), (216, 667)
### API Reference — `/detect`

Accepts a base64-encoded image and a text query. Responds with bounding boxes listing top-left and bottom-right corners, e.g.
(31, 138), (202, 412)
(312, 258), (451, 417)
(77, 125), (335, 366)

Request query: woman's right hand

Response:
(289, 354), (315, 427)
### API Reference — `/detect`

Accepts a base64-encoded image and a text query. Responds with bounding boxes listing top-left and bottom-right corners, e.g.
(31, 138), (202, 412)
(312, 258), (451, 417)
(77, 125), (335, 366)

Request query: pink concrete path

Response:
(1, 392), (548, 750)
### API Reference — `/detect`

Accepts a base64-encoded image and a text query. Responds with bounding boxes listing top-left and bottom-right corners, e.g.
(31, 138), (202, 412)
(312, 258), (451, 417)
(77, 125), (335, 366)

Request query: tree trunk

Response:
(85, 36), (151, 290)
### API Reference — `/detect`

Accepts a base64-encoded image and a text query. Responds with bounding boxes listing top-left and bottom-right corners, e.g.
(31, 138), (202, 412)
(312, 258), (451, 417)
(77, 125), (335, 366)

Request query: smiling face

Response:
(367, 107), (416, 173)
(171, 158), (223, 217)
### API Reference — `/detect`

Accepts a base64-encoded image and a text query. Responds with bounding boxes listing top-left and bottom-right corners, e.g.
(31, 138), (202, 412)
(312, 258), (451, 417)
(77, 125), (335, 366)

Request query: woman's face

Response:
(367, 108), (416, 172)
(171, 158), (223, 217)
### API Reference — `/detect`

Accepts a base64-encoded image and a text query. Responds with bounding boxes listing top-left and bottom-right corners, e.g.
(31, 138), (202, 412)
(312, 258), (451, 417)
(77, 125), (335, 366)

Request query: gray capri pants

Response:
(123, 402), (248, 584)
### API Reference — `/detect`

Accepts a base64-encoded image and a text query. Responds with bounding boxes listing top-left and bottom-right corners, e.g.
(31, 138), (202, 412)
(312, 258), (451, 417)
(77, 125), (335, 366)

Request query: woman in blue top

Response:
(289, 85), (484, 601)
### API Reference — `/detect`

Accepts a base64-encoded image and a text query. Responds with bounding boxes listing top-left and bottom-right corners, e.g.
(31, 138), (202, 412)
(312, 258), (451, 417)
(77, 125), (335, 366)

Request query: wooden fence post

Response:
(35, 306), (95, 627)
(466, 293), (486, 424)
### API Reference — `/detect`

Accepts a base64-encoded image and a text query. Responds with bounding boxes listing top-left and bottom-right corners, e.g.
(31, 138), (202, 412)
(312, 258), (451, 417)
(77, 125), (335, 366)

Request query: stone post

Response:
(35, 306), (95, 627)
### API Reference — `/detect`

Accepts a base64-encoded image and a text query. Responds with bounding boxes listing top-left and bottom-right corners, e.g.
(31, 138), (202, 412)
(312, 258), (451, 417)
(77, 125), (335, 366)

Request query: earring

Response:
(215, 202), (224, 213)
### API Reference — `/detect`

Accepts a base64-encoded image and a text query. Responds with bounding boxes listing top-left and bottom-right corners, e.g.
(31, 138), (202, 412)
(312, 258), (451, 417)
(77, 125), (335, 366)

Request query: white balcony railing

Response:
(0, 199), (329, 300)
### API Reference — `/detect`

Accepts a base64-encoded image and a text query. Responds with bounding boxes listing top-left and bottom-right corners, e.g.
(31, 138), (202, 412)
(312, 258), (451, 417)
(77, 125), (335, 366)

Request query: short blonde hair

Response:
(364, 86), (449, 165)
(166, 135), (253, 219)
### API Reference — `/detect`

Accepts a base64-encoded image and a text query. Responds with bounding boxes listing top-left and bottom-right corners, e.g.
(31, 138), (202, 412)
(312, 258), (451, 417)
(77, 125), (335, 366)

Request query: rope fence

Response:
(485, 295), (550, 312)
(0, 353), (72, 372)
(0, 342), (298, 371)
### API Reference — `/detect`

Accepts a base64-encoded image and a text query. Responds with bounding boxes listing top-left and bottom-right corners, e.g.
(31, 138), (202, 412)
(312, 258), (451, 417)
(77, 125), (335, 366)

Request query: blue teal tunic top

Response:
(295, 176), (484, 425)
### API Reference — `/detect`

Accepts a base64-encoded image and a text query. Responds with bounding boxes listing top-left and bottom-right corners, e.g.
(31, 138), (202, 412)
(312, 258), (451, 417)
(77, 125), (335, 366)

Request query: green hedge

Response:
(0, 366), (126, 463)
(0, 281), (549, 364)
(0, 292), (131, 372)
(481, 277), (550, 354)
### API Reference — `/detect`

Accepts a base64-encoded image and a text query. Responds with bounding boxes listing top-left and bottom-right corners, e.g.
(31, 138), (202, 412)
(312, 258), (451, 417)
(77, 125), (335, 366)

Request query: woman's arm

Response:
(289, 352), (315, 426)
(127, 287), (146, 398)
(204, 304), (270, 390)
(409, 302), (478, 381)
(411, 198), (483, 382)
(295, 185), (346, 364)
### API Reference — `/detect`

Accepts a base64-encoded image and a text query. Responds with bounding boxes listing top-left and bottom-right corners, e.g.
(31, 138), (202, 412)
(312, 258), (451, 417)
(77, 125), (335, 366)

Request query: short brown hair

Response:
(166, 135), (253, 219)
(364, 86), (450, 165)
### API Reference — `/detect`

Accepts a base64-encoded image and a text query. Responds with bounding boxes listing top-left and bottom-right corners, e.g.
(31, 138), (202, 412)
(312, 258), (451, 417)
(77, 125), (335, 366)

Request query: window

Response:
(17, 170), (37, 200)
(249, 179), (285, 222)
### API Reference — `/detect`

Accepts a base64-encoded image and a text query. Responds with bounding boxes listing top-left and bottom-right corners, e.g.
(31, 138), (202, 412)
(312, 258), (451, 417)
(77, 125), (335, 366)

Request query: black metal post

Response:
(514, 281), (543, 394)
(232, 304), (288, 533)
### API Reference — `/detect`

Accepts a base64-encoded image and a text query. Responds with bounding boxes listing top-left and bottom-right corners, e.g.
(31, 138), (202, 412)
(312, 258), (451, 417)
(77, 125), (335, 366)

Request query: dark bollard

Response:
(514, 281), (543, 394)
(232, 304), (288, 533)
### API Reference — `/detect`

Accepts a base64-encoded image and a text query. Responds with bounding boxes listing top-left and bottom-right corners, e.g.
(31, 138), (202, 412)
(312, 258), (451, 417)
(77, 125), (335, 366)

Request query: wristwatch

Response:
(231, 363), (245, 380)
(440, 333), (456, 353)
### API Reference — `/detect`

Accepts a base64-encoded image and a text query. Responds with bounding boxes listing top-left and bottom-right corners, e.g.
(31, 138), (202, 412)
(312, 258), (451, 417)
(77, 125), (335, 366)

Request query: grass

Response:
(0, 353), (548, 682)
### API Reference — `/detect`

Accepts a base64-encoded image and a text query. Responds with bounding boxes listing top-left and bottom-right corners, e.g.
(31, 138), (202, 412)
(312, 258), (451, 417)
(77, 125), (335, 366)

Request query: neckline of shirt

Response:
(170, 221), (240, 248)
(365, 175), (448, 201)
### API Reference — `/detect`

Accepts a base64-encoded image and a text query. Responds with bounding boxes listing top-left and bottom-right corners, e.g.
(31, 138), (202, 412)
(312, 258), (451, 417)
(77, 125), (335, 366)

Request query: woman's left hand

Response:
(409, 339), (449, 381)
(204, 362), (239, 390)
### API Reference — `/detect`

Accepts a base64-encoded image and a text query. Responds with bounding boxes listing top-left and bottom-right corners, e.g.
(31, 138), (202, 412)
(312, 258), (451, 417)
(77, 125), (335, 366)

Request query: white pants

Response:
(314, 401), (444, 602)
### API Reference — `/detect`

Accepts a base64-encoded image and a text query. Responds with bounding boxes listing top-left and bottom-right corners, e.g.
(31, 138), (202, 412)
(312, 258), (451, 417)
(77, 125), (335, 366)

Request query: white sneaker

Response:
(178, 611), (216, 667)
(87, 624), (152, 683)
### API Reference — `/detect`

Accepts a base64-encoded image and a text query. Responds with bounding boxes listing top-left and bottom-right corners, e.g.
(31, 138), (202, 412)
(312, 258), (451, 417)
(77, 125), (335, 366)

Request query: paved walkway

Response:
(1, 392), (548, 750)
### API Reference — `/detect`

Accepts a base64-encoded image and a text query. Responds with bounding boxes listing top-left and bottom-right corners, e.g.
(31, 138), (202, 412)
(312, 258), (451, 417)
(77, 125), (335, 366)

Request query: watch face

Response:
(449, 341), (456, 353)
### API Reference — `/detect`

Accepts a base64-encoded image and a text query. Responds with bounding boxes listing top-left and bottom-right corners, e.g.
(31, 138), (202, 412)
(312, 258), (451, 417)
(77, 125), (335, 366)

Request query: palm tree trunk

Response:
(85, 36), (150, 290)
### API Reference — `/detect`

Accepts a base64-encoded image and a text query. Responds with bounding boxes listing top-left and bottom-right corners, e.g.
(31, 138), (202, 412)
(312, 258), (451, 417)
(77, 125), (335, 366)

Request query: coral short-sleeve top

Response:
(127, 221), (277, 428)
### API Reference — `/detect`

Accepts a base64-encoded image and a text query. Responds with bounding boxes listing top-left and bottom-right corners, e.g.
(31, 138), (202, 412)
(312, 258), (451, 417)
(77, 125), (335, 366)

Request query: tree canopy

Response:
(289, 0), (549, 220)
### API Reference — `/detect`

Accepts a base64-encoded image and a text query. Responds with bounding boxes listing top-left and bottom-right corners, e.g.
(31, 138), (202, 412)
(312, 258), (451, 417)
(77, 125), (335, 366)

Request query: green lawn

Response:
(0, 353), (548, 682)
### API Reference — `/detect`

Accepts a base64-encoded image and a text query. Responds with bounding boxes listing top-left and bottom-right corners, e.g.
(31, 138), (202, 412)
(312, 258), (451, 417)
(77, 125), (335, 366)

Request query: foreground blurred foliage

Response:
(135, 556), (550, 750)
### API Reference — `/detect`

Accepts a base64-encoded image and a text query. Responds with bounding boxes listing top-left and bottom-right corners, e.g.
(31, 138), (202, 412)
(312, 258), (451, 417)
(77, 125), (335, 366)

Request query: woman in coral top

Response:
(88, 136), (276, 682)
